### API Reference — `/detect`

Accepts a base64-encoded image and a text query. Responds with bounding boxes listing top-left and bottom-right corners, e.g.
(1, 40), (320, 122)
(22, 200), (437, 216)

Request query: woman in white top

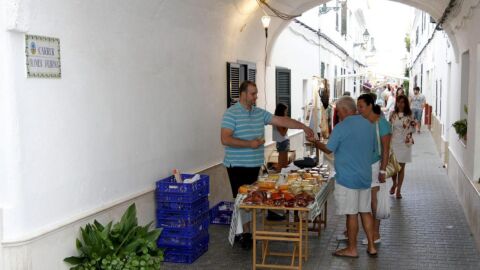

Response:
(273, 103), (289, 171)
(383, 91), (395, 120)
(389, 95), (416, 198)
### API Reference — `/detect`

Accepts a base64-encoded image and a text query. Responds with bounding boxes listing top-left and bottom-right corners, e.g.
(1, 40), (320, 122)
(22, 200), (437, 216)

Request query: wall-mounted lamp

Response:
(261, 15), (271, 38)
(362, 29), (370, 43)
(353, 28), (371, 48)
(318, 0), (346, 15)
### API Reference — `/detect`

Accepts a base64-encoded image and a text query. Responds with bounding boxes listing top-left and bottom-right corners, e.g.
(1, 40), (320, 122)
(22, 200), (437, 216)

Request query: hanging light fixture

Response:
(261, 15), (271, 38)
(261, 15), (271, 28)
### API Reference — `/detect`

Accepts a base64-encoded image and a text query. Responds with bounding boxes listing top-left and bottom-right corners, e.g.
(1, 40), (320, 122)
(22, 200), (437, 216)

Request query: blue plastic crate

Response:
(156, 174), (209, 194)
(209, 201), (234, 225)
(156, 198), (209, 219)
(162, 233), (209, 264)
(158, 231), (209, 249)
(156, 196), (208, 211)
(161, 217), (209, 238)
(155, 188), (209, 203)
(157, 211), (209, 229)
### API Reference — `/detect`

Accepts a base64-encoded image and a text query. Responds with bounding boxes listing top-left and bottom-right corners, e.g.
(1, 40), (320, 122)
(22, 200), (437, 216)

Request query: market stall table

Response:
(231, 178), (334, 270)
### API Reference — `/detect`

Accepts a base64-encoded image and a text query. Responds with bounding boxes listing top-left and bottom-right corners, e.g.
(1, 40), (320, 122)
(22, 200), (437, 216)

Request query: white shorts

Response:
(371, 161), (380, 188)
(334, 183), (371, 215)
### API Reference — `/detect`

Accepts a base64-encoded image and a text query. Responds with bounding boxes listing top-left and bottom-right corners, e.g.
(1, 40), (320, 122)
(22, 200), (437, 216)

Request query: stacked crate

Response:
(209, 201), (235, 225)
(155, 174), (210, 264)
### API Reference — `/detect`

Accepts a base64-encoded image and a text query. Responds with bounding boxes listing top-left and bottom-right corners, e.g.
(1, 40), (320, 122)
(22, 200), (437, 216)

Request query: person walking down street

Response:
(375, 87), (385, 107)
(389, 95), (416, 199)
(383, 91), (395, 120)
(396, 87), (404, 98)
(410, 86), (426, 133)
(357, 94), (392, 245)
(381, 84), (391, 103)
(272, 103), (290, 172)
(220, 80), (314, 250)
(307, 96), (378, 258)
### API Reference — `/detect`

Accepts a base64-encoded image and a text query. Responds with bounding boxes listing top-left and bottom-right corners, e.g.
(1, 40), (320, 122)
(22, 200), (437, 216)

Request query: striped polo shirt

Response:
(221, 103), (273, 167)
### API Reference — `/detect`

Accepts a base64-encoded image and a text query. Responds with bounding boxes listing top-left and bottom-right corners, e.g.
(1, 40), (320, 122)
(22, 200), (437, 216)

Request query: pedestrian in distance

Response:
(389, 95), (416, 199)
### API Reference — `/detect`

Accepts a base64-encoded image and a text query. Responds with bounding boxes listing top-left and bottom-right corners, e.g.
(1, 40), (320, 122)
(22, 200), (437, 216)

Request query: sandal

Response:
(332, 249), (359, 258)
(367, 250), (378, 257)
(396, 193), (402, 199)
(389, 186), (396, 195)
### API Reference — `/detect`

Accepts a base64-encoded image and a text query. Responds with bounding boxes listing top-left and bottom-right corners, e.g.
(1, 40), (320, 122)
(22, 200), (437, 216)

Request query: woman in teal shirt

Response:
(357, 93), (392, 245)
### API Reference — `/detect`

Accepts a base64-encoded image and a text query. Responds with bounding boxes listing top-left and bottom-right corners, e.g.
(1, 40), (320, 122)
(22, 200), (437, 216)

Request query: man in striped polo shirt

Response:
(221, 80), (314, 249)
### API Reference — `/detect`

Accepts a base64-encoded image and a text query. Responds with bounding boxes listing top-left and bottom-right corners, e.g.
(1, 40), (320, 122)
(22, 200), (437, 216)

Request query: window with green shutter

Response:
(227, 62), (256, 108)
(276, 68), (291, 117)
(341, 1), (347, 36)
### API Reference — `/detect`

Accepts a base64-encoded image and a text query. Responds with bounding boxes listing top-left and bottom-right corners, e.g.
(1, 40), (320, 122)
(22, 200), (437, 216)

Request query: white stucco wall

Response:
(0, 0), (249, 241)
(450, 2), (480, 182)
(409, 0), (480, 184)
(269, 10), (321, 123)
(410, 13), (451, 123)
(438, 1), (479, 183)
(268, 4), (371, 126)
(409, 7), (476, 183)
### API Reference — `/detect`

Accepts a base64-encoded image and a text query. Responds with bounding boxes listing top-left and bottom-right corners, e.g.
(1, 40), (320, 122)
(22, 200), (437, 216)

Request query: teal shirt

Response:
(373, 117), (392, 163)
(326, 115), (375, 189)
(221, 103), (273, 167)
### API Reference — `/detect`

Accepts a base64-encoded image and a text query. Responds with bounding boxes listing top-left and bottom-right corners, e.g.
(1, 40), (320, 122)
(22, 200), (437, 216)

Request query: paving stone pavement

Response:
(162, 131), (480, 270)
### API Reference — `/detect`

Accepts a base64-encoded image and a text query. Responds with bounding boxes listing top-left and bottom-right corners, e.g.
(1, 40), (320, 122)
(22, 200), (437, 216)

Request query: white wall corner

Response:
(474, 43), (480, 181)
(2, 245), (32, 270)
(0, 208), (3, 270)
(5, 0), (31, 33)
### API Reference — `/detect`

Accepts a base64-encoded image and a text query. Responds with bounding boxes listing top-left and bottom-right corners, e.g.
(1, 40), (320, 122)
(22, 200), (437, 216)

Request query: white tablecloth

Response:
(228, 179), (335, 246)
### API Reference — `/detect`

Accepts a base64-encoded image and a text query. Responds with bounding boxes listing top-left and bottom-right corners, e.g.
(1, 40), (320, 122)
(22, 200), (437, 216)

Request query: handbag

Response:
(385, 150), (401, 178)
(376, 123), (401, 178)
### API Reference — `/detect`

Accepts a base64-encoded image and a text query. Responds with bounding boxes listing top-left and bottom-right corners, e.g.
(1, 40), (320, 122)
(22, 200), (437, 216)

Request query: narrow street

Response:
(4, 1), (480, 268)
(164, 130), (480, 269)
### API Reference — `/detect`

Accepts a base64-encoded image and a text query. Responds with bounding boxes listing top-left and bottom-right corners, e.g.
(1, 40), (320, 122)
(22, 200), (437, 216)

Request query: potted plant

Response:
(64, 203), (163, 270)
(452, 105), (468, 141)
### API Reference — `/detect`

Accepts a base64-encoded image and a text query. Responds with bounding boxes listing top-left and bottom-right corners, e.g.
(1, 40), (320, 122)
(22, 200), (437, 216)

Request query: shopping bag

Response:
(385, 150), (401, 178)
(376, 183), (391, 219)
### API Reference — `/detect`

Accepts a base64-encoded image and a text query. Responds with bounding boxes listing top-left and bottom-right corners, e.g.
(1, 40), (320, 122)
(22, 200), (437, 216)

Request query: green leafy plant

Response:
(452, 105), (468, 140)
(64, 204), (163, 270)
(405, 33), (411, 52)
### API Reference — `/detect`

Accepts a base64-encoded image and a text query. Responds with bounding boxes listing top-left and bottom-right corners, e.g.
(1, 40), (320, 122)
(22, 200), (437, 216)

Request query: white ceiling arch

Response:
(235, 0), (459, 64)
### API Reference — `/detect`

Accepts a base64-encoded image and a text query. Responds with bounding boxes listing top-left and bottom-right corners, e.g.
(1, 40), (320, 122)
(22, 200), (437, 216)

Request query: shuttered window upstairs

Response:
(247, 65), (256, 82)
(341, 1), (347, 36)
(276, 68), (291, 117)
(227, 62), (256, 108)
(227, 62), (240, 108)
